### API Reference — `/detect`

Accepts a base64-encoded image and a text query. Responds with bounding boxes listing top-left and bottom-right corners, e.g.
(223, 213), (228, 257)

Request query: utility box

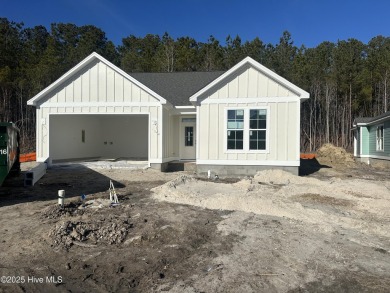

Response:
(0, 122), (20, 186)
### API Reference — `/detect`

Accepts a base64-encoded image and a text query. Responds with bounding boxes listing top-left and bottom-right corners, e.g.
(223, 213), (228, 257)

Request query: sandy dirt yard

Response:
(0, 157), (390, 292)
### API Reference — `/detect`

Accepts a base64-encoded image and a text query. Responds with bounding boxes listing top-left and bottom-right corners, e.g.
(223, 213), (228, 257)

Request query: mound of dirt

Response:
(41, 202), (86, 219)
(316, 143), (355, 164)
(49, 217), (134, 249)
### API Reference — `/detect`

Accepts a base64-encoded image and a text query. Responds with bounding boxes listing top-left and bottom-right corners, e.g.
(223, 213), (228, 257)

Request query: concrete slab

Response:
(51, 159), (149, 170)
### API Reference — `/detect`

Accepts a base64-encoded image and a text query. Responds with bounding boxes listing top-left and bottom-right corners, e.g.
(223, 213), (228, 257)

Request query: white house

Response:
(27, 52), (309, 175)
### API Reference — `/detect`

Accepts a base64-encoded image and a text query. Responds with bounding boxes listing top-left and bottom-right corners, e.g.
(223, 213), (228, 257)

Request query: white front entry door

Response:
(180, 121), (196, 160)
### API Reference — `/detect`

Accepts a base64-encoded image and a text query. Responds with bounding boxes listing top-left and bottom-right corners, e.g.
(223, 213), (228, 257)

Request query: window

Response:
(185, 126), (194, 146)
(376, 125), (384, 151)
(226, 108), (268, 152)
(249, 109), (267, 150)
(227, 110), (244, 150)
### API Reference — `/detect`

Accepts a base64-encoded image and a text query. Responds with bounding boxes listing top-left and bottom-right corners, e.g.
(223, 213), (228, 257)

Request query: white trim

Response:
(148, 113), (151, 167)
(224, 106), (270, 154)
(189, 56), (309, 103)
(376, 124), (384, 152)
(39, 102), (161, 108)
(27, 52), (167, 106)
(201, 97), (300, 104)
(359, 154), (390, 160)
(354, 128), (357, 157)
(296, 101), (301, 161)
(357, 116), (390, 126)
(175, 111), (197, 115)
(47, 112), (151, 115)
(175, 106), (195, 109)
(158, 106), (163, 160)
(360, 127), (363, 156)
(179, 116), (196, 160)
(196, 159), (300, 167)
(196, 106), (200, 160)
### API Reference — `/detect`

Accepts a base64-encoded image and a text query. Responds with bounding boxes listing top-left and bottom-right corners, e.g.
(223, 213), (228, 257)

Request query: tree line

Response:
(1, 17), (389, 152)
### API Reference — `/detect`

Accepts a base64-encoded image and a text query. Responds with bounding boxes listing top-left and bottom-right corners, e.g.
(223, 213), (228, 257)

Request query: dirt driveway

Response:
(0, 160), (389, 292)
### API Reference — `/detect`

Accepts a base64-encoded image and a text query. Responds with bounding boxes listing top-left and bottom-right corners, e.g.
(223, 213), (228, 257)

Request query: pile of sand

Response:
(151, 170), (390, 237)
(316, 143), (354, 164)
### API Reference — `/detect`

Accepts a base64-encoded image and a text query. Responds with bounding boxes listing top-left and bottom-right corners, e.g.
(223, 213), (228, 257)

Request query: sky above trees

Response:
(3, 0), (390, 48)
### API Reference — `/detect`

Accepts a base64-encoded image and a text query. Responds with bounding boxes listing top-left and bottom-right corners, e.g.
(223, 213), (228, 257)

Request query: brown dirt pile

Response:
(49, 217), (133, 248)
(316, 143), (354, 164)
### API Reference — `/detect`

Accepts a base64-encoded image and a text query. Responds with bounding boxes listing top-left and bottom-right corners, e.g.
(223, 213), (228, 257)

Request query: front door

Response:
(180, 121), (196, 160)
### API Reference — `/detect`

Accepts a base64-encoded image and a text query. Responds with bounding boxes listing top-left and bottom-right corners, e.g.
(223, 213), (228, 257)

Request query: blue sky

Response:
(3, 0), (390, 48)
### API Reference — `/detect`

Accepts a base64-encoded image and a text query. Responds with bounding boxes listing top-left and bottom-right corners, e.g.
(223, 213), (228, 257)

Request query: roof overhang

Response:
(355, 117), (390, 127)
(189, 56), (310, 104)
(27, 52), (168, 107)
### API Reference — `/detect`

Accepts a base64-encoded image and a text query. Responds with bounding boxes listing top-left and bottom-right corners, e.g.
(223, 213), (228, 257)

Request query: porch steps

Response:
(167, 161), (196, 172)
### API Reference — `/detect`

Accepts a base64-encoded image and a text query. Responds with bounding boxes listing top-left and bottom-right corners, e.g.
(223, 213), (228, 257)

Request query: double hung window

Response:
(227, 110), (244, 150)
(249, 109), (267, 150)
(226, 108), (268, 151)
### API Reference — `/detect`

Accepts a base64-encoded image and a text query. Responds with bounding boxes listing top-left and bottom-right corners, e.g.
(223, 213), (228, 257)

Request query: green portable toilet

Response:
(0, 122), (20, 186)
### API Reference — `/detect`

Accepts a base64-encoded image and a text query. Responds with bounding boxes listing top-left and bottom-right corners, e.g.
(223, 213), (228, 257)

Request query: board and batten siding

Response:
(207, 66), (295, 99)
(197, 65), (300, 164)
(35, 59), (162, 162)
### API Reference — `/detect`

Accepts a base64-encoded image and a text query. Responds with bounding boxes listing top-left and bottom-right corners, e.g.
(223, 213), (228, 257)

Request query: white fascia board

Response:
(27, 52), (168, 107)
(366, 116), (390, 126)
(196, 159), (300, 167)
(189, 56), (309, 103)
(175, 106), (195, 109)
(172, 105), (196, 115)
(201, 97), (300, 104)
(177, 112), (197, 115)
(40, 102), (162, 108)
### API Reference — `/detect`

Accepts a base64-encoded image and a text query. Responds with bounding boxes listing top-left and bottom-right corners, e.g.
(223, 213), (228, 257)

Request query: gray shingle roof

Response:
(354, 117), (374, 124)
(354, 111), (390, 125)
(130, 71), (225, 106)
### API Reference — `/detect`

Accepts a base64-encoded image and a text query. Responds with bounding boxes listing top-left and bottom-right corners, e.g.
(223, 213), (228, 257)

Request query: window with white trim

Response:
(226, 108), (268, 152)
(376, 125), (384, 151)
(249, 109), (267, 150)
(227, 109), (244, 150)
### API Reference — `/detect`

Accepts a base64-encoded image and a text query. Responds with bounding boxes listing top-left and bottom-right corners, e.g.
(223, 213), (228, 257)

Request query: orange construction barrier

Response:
(20, 152), (36, 162)
(300, 153), (316, 159)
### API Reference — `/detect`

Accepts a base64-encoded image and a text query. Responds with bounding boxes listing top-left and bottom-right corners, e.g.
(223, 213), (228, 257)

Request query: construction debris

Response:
(24, 162), (47, 186)
(109, 180), (119, 204)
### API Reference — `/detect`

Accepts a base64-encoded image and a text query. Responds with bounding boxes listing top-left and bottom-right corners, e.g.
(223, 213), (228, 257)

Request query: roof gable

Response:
(189, 57), (309, 103)
(27, 52), (167, 106)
